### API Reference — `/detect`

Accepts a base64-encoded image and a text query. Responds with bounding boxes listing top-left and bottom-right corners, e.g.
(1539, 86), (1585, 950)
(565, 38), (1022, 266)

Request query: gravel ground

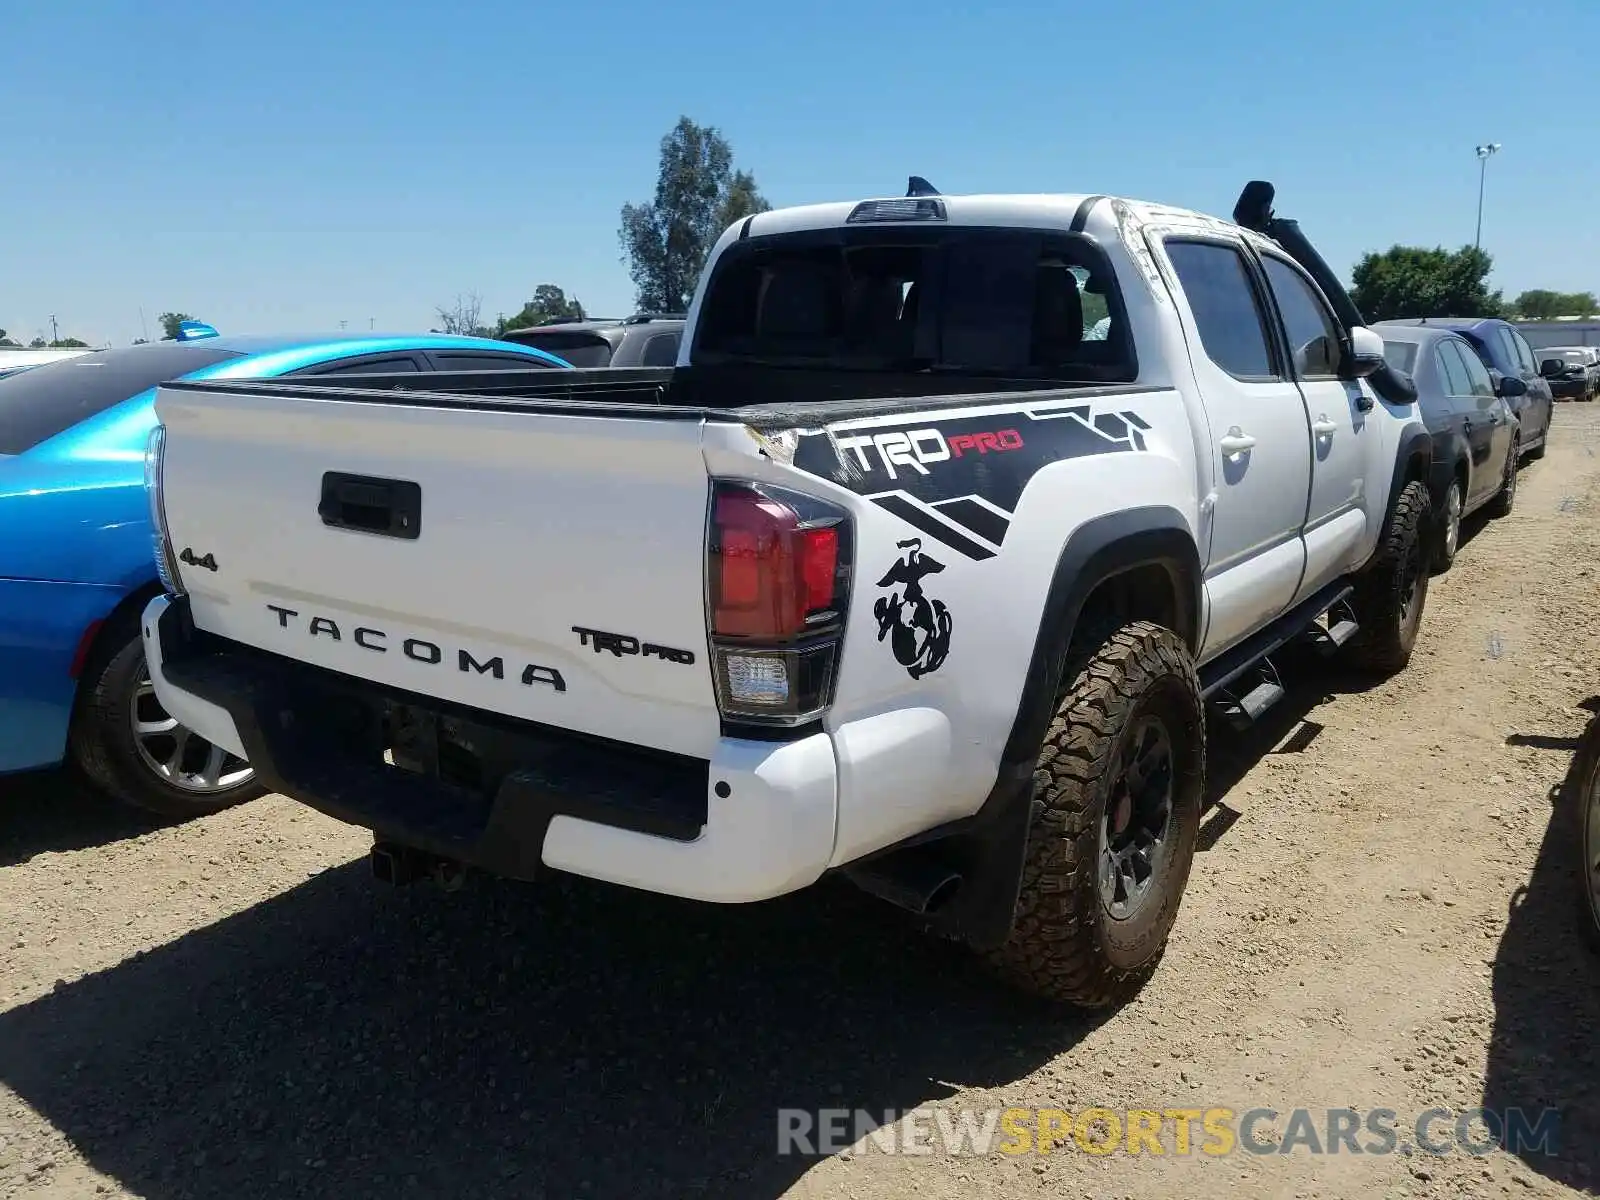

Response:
(3, 408), (1600, 1200)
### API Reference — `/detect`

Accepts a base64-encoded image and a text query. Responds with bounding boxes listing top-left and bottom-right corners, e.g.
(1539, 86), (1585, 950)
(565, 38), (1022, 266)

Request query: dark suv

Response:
(498, 314), (684, 368)
(1376, 318), (1554, 462)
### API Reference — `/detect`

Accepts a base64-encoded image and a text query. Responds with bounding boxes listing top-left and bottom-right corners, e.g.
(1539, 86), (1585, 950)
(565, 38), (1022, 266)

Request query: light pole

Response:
(1475, 143), (1501, 251)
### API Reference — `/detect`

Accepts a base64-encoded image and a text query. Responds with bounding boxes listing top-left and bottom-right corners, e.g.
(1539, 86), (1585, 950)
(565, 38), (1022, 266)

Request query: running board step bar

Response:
(1216, 656), (1286, 731)
(1304, 599), (1360, 657)
(1199, 581), (1354, 699)
(1236, 678), (1286, 723)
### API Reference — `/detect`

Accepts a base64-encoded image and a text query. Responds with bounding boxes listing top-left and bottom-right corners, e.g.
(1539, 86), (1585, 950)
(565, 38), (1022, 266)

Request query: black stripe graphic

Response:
(790, 400), (1150, 558)
(871, 495), (997, 561)
(931, 497), (1011, 546)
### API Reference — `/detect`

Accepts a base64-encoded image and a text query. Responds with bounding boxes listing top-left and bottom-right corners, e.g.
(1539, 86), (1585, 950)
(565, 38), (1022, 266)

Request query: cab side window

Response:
(1164, 240), (1278, 381)
(1451, 340), (1496, 398)
(1435, 342), (1468, 396)
(1260, 256), (1342, 380)
(310, 356), (422, 375)
(641, 333), (680, 367)
(1507, 329), (1538, 376)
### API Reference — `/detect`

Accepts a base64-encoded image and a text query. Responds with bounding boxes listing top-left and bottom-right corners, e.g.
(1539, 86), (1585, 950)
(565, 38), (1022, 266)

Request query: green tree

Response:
(1513, 289), (1599, 319)
(500, 284), (586, 332)
(28, 337), (46, 348)
(0, 329), (19, 348)
(158, 312), (196, 340)
(619, 116), (771, 312)
(1350, 246), (1505, 322)
(49, 337), (89, 348)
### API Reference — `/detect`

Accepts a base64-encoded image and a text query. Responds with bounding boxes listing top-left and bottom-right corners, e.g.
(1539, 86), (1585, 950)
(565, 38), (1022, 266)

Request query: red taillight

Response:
(799, 526), (839, 612)
(707, 481), (852, 726)
(711, 486), (843, 639)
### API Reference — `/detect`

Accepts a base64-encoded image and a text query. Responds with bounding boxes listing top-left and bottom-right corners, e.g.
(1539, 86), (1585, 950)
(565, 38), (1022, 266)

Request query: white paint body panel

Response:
(147, 187), (1420, 902)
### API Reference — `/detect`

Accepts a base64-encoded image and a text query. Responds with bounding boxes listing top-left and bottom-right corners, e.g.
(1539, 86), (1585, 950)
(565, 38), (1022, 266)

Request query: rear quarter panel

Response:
(714, 387), (1199, 865)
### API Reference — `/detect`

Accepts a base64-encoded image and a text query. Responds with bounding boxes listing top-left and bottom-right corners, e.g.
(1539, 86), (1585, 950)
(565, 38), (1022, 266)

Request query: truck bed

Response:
(171, 365), (1163, 431)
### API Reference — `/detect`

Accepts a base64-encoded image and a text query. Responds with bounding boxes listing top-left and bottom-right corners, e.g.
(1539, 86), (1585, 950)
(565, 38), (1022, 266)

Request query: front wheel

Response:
(1347, 480), (1431, 675)
(986, 620), (1205, 1008)
(71, 632), (263, 819)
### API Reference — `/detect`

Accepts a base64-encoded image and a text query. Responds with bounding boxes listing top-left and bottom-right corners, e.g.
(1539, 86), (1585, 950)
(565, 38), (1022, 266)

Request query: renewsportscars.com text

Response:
(777, 1105), (1561, 1159)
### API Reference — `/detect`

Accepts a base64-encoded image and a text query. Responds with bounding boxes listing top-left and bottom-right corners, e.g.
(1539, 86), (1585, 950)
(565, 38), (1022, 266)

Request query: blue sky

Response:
(3, 0), (1597, 346)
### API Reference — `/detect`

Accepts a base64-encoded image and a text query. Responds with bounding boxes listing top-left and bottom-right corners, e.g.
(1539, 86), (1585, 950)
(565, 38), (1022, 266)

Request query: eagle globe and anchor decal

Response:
(873, 538), (953, 679)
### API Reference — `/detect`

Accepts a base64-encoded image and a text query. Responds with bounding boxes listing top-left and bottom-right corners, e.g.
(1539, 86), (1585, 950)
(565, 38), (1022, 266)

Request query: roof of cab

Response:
(733, 192), (1248, 239)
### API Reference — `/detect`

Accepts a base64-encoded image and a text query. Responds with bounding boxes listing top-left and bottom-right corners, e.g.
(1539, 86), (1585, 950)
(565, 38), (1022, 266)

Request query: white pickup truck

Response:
(141, 180), (1434, 1007)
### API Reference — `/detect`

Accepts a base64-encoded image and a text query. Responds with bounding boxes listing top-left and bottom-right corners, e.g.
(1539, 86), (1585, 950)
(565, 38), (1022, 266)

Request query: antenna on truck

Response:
(907, 176), (941, 197)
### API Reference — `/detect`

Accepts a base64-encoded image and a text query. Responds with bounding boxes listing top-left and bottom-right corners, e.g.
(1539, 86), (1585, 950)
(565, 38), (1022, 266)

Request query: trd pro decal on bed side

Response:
(791, 401), (1151, 561)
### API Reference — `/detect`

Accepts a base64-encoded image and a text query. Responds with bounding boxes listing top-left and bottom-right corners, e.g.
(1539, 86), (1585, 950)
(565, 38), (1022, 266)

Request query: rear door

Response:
(1159, 237), (1311, 659)
(1256, 252), (1376, 599)
(1451, 338), (1512, 499)
(1437, 339), (1497, 506)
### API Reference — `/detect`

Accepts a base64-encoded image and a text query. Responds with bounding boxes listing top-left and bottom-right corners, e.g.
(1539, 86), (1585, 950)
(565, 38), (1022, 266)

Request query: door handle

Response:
(1311, 416), (1338, 437)
(1219, 428), (1257, 456)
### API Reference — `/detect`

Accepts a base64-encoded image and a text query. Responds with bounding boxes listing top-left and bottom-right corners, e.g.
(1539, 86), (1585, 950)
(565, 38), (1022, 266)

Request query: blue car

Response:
(0, 330), (568, 816)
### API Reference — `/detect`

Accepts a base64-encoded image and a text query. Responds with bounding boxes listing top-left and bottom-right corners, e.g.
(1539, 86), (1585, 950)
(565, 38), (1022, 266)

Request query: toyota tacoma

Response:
(140, 180), (1433, 1007)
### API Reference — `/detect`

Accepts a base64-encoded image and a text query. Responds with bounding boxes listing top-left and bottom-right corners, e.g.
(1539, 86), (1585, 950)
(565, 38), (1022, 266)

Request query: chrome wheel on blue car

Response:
(71, 629), (263, 818)
(130, 667), (253, 794)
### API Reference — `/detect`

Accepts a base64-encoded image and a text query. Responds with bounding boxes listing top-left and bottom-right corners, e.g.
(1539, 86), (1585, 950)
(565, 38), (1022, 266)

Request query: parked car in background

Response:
(1539, 346), (1599, 400)
(1380, 326), (1522, 571)
(0, 331), (569, 818)
(1376, 318), (1553, 462)
(498, 313), (684, 367)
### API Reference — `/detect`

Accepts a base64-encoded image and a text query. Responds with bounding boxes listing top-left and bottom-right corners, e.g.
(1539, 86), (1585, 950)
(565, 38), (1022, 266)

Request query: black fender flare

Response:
(998, 505), (1202, 772)
(1386, 422), (1433, 527)
(848, 506), (1201, 951)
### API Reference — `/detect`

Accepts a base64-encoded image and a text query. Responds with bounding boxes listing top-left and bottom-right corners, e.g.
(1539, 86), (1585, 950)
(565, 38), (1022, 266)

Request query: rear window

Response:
(692, 229), (1135, 382)
(1557, 349), (1588, 363)
(500, 329), (614, 367)
(0, 345), (240, 455)
(1382, 340), (1418, 374)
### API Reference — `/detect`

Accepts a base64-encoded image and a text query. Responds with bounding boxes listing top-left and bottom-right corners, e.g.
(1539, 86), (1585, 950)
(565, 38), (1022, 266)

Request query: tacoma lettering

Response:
(266, 605), (564, 692)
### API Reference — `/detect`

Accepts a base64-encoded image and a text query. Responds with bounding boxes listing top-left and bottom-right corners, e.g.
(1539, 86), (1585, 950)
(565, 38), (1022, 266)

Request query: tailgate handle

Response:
(318, 472), (421, 540)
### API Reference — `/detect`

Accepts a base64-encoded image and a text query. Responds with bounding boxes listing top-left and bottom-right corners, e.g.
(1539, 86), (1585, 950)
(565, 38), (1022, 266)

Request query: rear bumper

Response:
(0, 579), (125, 774)
(141, 594), (839, 902)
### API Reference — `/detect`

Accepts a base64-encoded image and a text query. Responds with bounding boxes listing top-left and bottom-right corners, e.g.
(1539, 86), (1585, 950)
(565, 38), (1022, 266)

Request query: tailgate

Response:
(155, 383), (720, 758)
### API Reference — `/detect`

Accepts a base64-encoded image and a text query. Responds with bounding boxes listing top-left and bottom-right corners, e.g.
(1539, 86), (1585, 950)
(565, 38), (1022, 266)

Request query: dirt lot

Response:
(4, 409), (1600, 1200)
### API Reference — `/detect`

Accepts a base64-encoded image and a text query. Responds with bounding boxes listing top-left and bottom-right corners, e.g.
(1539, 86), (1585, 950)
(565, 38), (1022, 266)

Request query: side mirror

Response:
(1341, 326), (1386, 379)
(1497, 375), (1528, 398)
(1539, 358), (1566, 378)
